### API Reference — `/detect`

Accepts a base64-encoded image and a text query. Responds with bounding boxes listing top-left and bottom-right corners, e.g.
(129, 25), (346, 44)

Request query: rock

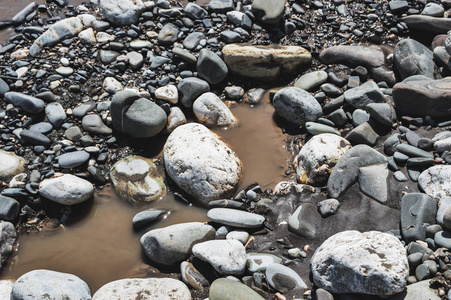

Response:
(172, 47), (197, 64)
(319, 45), (395, 86)
(393, 77), (451, 118)
(11, 270), (91, 300)
(158, 23), (179, 45)
(384, 133), (401, 156)
(401, 193), (437, 243)
(419, 165), (451, 199)
(402, 15), (451, 34)
(358, 163), (389, 203)
(103, 77), (123, 94)
(251, 0), (285, 24)
(296, 134), (351, 185)
(243, 88), (266, 104)
(343, 81), (385, 109)
(0, 195), (20, 221)
(73, 102), (96, 118)
(209, 278), (264, 300)
(434, 136), (451, 152)
(155, 85), (178, 104)
(390, 280), (440, 300)
(366, 103), (396, 127)
(99, 50), (120, 64)
(273, 87), (322, 126)
(184, 3), (208, 19)
(110, 156), (165, 204)
(422, 3), (444, 16)
(0, 150), (26, 181)
(305, 122), (340, 136)
(396, 143), (433, 158)
(434, 230), (451, 248)
(99, 0), (144, 26)
(58, 151), (90, 168)
(226, 230), (249, 244)
(265, 263), (307, 293)
(178, 77), (210, 108)
(317, 198), (340, 217)
(45, 102), (66, 129)
(163, 123), (243, 206)
(246, 253), (283, 273)
(311, 230), (409, 296)
(0, 222), (16, 270)
(294, 71), (328, 91)
(39, 174), (94, 205)
(222, 44), (312, 82)
(0, 280), (14, 300)
(221, 30), (241, 43)
(20, 129), (51, 146)
(4, 92), (45, 114)
(0, 78), (9, 97)
(140, 222), (215, 266)
(78, 28), (96, 45)
(192, 239), (246, 275)
(345, 122), (379, 146)
(352, 109), (370, 127)
(207, 208), (265, 228)
(437, 197), (451, 227)
(225, 86), (244, 99)
(167, 107), (186, 133)
(92, 278), (190, 300)
(82, 114), (112, 135)
(288, 202), (317, 238)
(394, 39), (434, 80)
(56, 66), (73, 77)
(65, 126), (82, 141)
(197, 49), (228, 84)
(180, 261), (208, 290)
(132, 209), (167, 229)
(208, 0), (235, 13)
(183, 32), (205, 50)
(193, 92), (237, 127)
(126, 51), (144, 70)
(389, 0), (408, 13)
(327, 144), (387, 198)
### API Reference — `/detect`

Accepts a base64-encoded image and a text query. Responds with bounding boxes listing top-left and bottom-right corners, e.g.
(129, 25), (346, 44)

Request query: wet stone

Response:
(265, 263), (307, 293)
(180, 261), (208, 290)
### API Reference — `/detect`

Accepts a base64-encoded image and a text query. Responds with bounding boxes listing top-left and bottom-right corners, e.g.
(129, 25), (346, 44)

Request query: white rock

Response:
(419, 165), (451, 200)
(167, 107), (186, 133)
(436, 196), (451, 226)
(155, 84), (178, 104)
(296, 134), (351, 185)
(273, 181), (316, 195)
(163, 123), (243, 206)
(39, 174), (94, 205)
(193, 92), (238, 127)
(0, 280), (14, 300)
(78, 28), (96, 45)
(311, 230), (408, 297)
(0, 150), (26, 181)
(103, 77), (123, 94)
(96, 32), (116, 43)
(226, 230), (249, 244)
(77, 14), (96, 27)
(434, 136), (451, 153)
(192, 239), (247, 275)
(93, 278), (191, 300)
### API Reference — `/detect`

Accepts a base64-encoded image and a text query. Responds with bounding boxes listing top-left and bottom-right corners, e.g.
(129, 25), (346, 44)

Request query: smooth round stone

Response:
(265, 263), (307, 293)
(396, 144), (434, 159)
(4, 92), (45, 114)
(197, 48), (228, 84)
(226, 230), (249, 244)
(415, 263), (430, 281)
(39, 174), (94, 205)
(130, 39), (152, 50)
(155, 84), (178, 104)
(294, 70), (328, 91)
(408, 252), (423, 267)
(58, 151), (90, 168)
(65, 126), (83, 141)
(394, 171), (408, 181)
(193, 92), (237, 127)
(55, 66), (74, 77)
(305, 122), (340, 135)
(207, 208), (265, 228)
(434, 231), (451, 248)
(183, 32), (205, 50)
(0, 150), (26, 181)
(158, 23), (179, 45)
(0, 195), (20, 221)
(45, 102), (66, 129)
(209, 278), (264, 300)
(29, 122), (53, 134)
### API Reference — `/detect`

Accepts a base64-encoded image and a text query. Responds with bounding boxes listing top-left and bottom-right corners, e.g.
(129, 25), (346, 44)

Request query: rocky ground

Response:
(1, 0), (451, 299)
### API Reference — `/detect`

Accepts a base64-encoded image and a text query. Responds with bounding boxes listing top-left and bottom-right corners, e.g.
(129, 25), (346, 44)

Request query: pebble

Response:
(39, 174), (94, 205)
(265, 263), (307, 293)
(207, 208), (265, 228)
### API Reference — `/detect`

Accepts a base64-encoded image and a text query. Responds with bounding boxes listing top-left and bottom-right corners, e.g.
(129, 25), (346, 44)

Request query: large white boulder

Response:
(163, 123), (243, 206)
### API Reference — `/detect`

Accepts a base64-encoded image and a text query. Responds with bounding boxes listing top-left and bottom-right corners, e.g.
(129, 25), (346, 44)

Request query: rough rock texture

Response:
(163, 123), (242, 206)
(98, 0), (144, 26)
(222, 44), (312, 81)
(0, 150), (25, 181)
(110, 156), (166, 204)
(0, 222), (16, 270)
(93, 278), (191, 300)
(311, 230), (409, 297)
(39, 174), (94, 205)
(296, 134), (351, 185)
(419, 165), (451, 200)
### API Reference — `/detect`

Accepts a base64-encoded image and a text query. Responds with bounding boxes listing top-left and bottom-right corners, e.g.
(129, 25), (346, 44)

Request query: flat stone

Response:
(58, 151), (90, 168)
(288, 202), (317, 238)
(158, 23), (179, 45)
(391, 280), (441, 300)
(0, 195), (20, 221)
(20, 129), (51, 146)
(167, 107), (186, 133)
(401, 193), (437, 243)
(294, 71), (328, 91)
(208, 0), (235, 13)
(396, 143), (433, 158)
(183, 32), (205, 50)
(358, 163), (389, 203)
(345, 122), (379, 146)
(39, 174), (94, 205)
(265, 263), (307, 293)
(103, 77), (123, 93)
(207, 208), (265, 228)
(0, 222), (16, 270)
(402, 15), (451, 34)
(434, 230), (451, 248)
(155, 85), (178, 104)
(366, 103), (396, 127)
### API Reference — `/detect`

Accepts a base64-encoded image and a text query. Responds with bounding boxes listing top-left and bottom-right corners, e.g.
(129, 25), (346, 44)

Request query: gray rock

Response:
(58, 151), (90, 168)
(389, 0), (408, 13)
(243, 88), (266, 104)
(311, 230), (409, 297)
(394, 39), (434, 80)
(265, 263), (307, 293)
(110, 156), (165, 204)
(140, 222), (215, 266)
(209, 278), (264, 300)
(73, 102), (96, 118)
(4, 92), (45, 114)
(288, 202), (317, 238)
(401, 193), (437, 243)
(327, 144), (387, 198)
(397, 143), (433, 158)
(93, 278), (190, 300)
(419, 165), (451, 200)
(45, 102), (66, 129)
(246, 253), (283, 273)
(178, 77), (210, 107)
(110, 90), (140, 131)
(192, 239), (246, 275)
(65, 126), (82, 141)
(208, 0), (235, 13)
(251, 0), (285, 24)
(225, 86), (244, 99)
(394, 171), (408, 181)
(207, 208), (265, 228)
(366, 103), (396, 127)
(436, 197), (451, 227)
(183, 32), (205, 50)
(78, 28), (96, 45)
(167, 107), (186, 133)
(20, 129), (51, 146)
(0, 78), (10, 96)
(11, 270), (91, 300)
(345, 122), (379, 146)
(158, 23), (179, 45)
(99, 0), (144, 26)
(390, 280), (441, 300)
(343, 81), (385, 109)
(172, 47), (197, 64)
(0, 150), (25, 181)
(184, 3), (208, 19)
(273, 87), (322, 126)
(422, 3), (445, 17)
(39, 174), (94, 205)
(103, 77), (123, 93)
(0, 280), (14, 300)
(126, 51), (144, 70)
(221, 30), (241, 43)
(197, 49), (228, 84)
(122, 98), (167, 138)
(434, 230), (451, 248)
(352, 109), (370, 127)
(82, 114), (112, 135)
(99, 50), (120, 64)
(193, 92), (237, 127)
(132, 209), (167, 229)
(0, 196), (20, 221)
(163, 123), (243, 206)
(294, 71), (328, 92)
(317, 198), (340, 217)
(358, 163), (389, 203)
(0, 222), (16, 270)
(384, 133), (401, 156)
(55, 66), (73, 77)
(434, 136), (451, 152)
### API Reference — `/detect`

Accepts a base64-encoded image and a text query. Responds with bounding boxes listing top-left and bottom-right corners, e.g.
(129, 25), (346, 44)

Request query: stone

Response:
(103, 77), (123, 94)
(0, 222), (16, 270)
(158, 23), (179, 45)
(192, 239), (246, 275)
(140, 222), (215, 266)
(183, 32), (205, 50)
(265, 263), (307, 293)
(126, 51), (144, 70)
(208, 0), (235, 13)
(92, 278), (190, 300)
(99, 50), (120, 64)
(343, 81), (385, 109)
(0, 196), (20, 221)
(58, 151), (90, 168)
(305, 122), (340, 136)
(311, 230), (409, 297)
(197, 49), (228, 84)
(184, 3), (208, 19)
(401, 193), (437, 243)
(209, 278), (264, 300)
(178, 77), (210, 108)
(419, 165), (451, 200)
(225, 86), (244, 99)
(221, 30), (241, 43)
(251, 0), (285, 24)
(122, 98), (167, 138)
(45, 102), (66, 129)
(390, 280), (440, 300)
(65, 126), (82, 141)
(207, 208), (265, 228)
(222, 44), (312, 82)
(39, 174), (94, 205)
(437, 197), (451, 227)
(163, 123), (243, 206)
(352, 109), (370, 127)
(296, 134), (351, 185)
(434, 136), (451, 152)
(0, 78), (9, 97)
(434, 231), (451, 248)
(11, 270), (91, 300)
(226, 230), (249, 244)
(78, 28), (96, 45)
(402, 15), (451, 34)
(246, 253), (283, 273)
(0, 280), (14, 300)
(319, 45), (395, 86)
(273, 87), (322, 126)
(20, 129), (51, 146)
(99, 0), (144, 26)
(132, 209), (167, 229)
(317, 198), (340, 217)
(294, 71), (328, 91)
(389, 0), (408, 13)
(180, 261), (208, 290)
(193, 92), (237, 127)
(0, 150), (25, 181)
(358, 163), (389, 203)
(396, 143), (433, 158)
(288, 202), (317, 238)
(366, 103), (396, 127)
(4, 92), (45, 114)
(55, 66), (73, 77)
(327, 144), (387, 198)
(384, 133), (401, 156)
(155, 85), (178, 104)
(167, 107), (186, 133)
(394, 39), (434, 80)
(345, 122), (379, 146)
(110, 156), (165, 204)
(82, 114), (112, 135)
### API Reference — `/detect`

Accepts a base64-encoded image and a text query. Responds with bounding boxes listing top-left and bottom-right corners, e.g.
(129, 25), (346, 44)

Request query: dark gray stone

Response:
(345, 122), (379, 146)
(343, 81), (385, 109)
(366, 103), (396, 127)
(132, 209), (167, 229)
(384, 133), (401, 156)
(402, 15), (451, 34)
(288, 202), (317, 238)
(123, 98), (167, 138)
(82, 114), (113, 135)
(58, 151), (90, 169)
(5, 92), (45, 114)
(20, 129), (51, 146)
(177, 77), (210, 108)
(197, 49), (228, 84)
(0, 78), (9, 96)
(183, 32), (205, 50)
(0, 196), (20, 221)
(184, 3), (208, 19)
(45, 102), (66, 129)
(394, 39), (434, 80)
(99, 0), (143, 26)
(396, 144), (434, 158)
(0, 222), (16, 269)
(401, 193), (437, 243)
(208, 0), (234, 13)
